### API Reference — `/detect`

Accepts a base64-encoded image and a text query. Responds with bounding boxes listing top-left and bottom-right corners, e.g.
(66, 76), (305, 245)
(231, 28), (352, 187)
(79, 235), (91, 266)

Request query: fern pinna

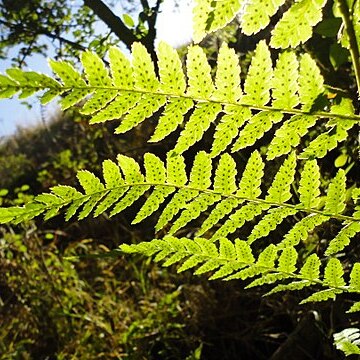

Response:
(0, 0), (360, 349)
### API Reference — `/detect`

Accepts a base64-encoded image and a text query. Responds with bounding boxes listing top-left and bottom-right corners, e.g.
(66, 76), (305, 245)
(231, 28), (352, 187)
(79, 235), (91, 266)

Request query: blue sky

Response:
(0, 0), (193, 138)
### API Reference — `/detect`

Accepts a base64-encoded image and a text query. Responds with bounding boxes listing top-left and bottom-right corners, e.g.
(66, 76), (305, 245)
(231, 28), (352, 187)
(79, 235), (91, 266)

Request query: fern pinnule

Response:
(270, 0), (327, 49)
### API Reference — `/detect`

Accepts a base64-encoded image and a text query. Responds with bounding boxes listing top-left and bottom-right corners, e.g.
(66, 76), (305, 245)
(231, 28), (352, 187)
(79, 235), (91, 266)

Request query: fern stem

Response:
(337, 0), (360, 100)
(9, 182), (359, 224)
(69, 85), (360, 122)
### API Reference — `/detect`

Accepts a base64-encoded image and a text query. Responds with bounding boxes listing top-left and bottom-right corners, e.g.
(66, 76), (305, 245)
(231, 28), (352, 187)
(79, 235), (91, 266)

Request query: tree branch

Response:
(0, 19), (87, 54)
(337, 0), (360, 100)
(83, 0), (138, 51)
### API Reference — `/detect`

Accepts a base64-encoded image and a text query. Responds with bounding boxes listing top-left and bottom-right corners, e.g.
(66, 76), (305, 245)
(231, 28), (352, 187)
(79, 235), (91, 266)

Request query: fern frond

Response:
(270, 0), (327, 49)
(1, 152), (358, 251)
(1, 42), (359, 159)
(333, 328), (360, 356)
(121, 236), (360, 309)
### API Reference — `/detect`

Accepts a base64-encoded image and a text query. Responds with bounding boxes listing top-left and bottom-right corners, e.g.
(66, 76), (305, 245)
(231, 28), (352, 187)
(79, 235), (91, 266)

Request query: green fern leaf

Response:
(299, 159), (321, 208)
(0, 203), (44, 224)
(299, 253), (321, 281)
(115, 95), (167, 134)
(211, 202), (266, 240)
(333, 328), (360, 356)
(272, 51), (299, 108)
(102, 159), (123, 188)
(77, 170), (104, 195)
(149, 98), (194, 143)
(232, 111), (283, 151)
(189, 151), (213, 189)
(132, 154), (175, 224)
(76, 170), (106, 220)
(324, 169), (346, 215)
(110, 155), (149, 217)
(108, 46), (133, 88)
(177, 255), (204, 273)
(89, 92), (141, 124)
(270, 0), (327, 49)
(214, 43), (242, 102)
(0, 73), (21, 98)
(324, 258), (346, 288)
(197, 198), (241, 236)
(210, 105), (251, 157)
(198, 150), (263, 236)
(325, 222), (360, 256)
(166, 153), (187, 186)
(157, 41), (186, 95)
(214, 153), (237, 194)
(265, 280), (311, 296)
(131, 43), (159, 91)
(219, 237), (236, 259)
(300, 289), (341, 304)
(35, 193), (64, 221)
(5, 69), (60, 100)
(299, 119), (355, 159)
(246, 273), (289, 289)
(173, 102), (222, 154)
(49, 59), (90, 110)
(247, 207), (298, 244)
(192, 0), (242, 43)
(265, 152), (297, 203)
(49, 59), (85, 87)
(192, 0), (213, 43)
(278, 246), (298, 273)
(267, 115), (318, 160)
(81, 51), (112, 87)
(51, 185), (83, 200)
(299, 134), (335, 160)
(242, 0), (285, 35)
(298, 53), (325, 111)
(194, 258), (222, 275)
(235, 239), (255, 264)
(241, 41), (273, 106)
(186, 45), (215, 98)
(226, 244), (277, 280)
(177, 242), (203, 272)
(278, 214), (328, 248)
(94, 160), (126, 217)
(169, 193), (221, 235)
(196, 237), (219, 257)
(155, 152), (210, 231)
(347, 302), (360, 313)
(237, 150), (264, 199)
(349, 263), (360, 292)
